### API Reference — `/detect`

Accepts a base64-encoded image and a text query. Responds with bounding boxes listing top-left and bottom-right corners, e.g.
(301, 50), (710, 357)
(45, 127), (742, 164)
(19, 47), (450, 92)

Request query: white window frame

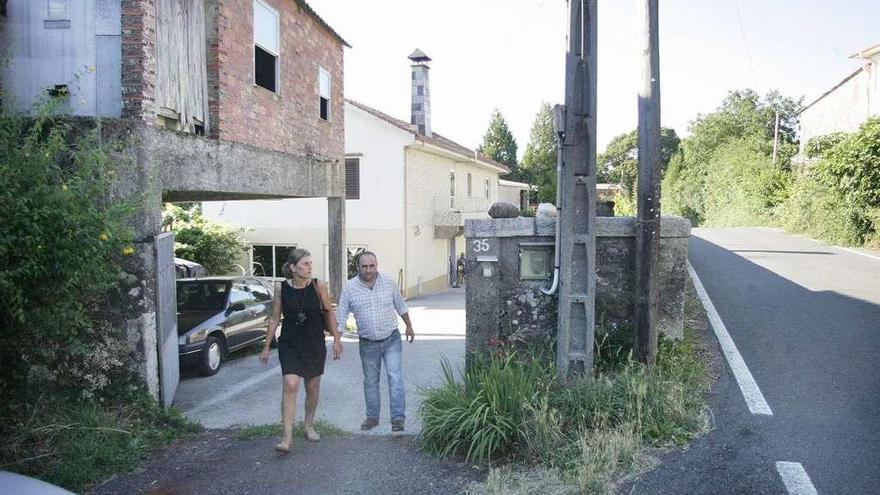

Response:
(467, 173), (472, 197)
(253, 0), (280, 92)
(449, 170), (456, 209)
(319, 67), (331, 121)
(485, 178), (490, 200)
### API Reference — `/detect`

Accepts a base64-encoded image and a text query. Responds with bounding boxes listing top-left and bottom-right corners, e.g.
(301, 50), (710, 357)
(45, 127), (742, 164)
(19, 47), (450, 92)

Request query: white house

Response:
(498, 179), (534, 211)
(203, 50), (509, 297)
(798, 42), (880, 157)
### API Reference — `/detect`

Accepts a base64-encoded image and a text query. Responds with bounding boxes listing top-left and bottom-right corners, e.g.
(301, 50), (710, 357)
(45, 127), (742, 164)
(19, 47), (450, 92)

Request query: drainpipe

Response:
(542, 104), (566, 296)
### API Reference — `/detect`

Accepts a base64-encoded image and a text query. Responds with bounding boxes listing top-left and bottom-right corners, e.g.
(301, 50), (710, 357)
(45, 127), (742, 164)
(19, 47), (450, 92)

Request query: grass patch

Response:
(0, 392), (201, 492)
(420, 293), (713, 494)
(235, 420), (345, 441)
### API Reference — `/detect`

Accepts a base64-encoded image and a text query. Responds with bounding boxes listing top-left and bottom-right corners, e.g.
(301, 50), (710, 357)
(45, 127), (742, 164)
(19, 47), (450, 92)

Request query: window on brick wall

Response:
(319, 68), (331, 120)
(345, 158), (360, 200)
(253, 0), (279, 92)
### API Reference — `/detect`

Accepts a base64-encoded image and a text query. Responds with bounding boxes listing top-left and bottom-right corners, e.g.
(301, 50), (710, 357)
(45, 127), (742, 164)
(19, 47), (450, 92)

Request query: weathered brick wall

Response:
(121, 0), (157, 122)
(210, 0), (344, 161)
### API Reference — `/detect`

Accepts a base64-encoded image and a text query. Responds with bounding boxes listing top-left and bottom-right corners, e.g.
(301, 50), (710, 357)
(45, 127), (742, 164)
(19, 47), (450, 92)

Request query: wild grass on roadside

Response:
(0, 392), (201, 492)
(235, 420), (345, 441)
(420, 324), (711, 494)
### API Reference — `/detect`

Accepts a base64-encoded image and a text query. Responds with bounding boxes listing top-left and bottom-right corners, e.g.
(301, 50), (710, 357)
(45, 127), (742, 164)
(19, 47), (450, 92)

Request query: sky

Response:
(307, 0), (880, 159)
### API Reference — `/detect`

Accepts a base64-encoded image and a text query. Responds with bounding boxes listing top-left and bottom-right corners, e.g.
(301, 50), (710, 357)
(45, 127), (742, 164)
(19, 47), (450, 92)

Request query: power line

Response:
(730, 0), (758, 87)
(505, 0), (555, 45)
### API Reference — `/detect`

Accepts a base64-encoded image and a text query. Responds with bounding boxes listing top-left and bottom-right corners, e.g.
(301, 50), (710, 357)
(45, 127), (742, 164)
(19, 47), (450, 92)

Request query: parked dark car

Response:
(177, 276), (274, 375)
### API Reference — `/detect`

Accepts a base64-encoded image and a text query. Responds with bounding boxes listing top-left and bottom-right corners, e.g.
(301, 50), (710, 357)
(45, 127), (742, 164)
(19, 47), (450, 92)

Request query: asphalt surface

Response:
(91, 430), (484, 495)
(625, 228), (880, 494)
(92, 288), (482, 495)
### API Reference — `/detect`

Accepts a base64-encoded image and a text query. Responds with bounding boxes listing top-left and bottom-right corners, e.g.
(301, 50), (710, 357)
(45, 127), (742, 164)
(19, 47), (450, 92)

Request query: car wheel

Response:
(200, 335), (223, 376)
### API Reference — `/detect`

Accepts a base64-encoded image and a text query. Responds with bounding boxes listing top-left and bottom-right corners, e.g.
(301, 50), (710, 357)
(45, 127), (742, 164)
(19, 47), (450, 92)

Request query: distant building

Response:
(204, 50), (509, 297)
(798, 42), (880, 158)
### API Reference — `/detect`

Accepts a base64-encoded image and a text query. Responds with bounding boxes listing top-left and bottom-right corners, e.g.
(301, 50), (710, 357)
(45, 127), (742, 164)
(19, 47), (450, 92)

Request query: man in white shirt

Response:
(336, 251), (415, 432)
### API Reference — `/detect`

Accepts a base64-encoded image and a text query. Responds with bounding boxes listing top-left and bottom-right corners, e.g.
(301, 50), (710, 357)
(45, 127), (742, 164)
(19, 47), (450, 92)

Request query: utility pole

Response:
(772, 110), (780, 166)
(634, 0), (660, 365)
(557, 0), (598, 378)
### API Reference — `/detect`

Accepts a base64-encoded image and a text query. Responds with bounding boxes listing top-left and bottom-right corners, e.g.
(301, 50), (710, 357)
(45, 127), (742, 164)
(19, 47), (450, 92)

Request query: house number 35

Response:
(472, 239), (491, 252)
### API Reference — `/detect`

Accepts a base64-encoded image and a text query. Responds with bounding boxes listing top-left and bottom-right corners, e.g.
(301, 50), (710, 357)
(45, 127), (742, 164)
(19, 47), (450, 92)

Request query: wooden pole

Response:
(634, 0), (660, 365)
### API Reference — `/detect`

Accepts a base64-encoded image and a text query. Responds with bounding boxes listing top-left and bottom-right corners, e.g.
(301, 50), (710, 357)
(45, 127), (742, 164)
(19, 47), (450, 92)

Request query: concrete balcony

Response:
(433, 196), (490, 238)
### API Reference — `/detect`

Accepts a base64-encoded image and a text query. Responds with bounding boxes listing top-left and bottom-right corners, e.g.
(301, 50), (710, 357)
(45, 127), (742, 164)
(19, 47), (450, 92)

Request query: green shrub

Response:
(422, 328), (711, 493)
(780, 119), (880, 246)
(162, 203), (247, 274)
(0, 104), (136, 399)
(611, 190), (636, 217)
(0, 391), (200, 492)
(420, 353), (551, 462)
(702, 136), (787, 227)
(805, 132), (847, 159)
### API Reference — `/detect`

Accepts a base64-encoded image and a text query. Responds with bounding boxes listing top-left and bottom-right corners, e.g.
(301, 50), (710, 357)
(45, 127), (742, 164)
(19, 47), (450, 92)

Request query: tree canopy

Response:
(521, 103), (558, 203)
(597, 127), (681, 193)
(478, 109), (520, 175)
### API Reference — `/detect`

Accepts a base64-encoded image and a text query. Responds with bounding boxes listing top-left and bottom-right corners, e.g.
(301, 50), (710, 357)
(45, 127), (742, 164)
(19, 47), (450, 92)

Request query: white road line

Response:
(776, 462), (818, 495)
(836, 246), (880, 263)
(185, 365), (280, 417)
(687, 262), (774, 416)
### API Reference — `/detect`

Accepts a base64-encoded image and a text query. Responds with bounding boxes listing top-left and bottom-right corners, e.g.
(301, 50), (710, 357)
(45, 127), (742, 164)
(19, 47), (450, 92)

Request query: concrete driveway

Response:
(173, 287), (467, 435)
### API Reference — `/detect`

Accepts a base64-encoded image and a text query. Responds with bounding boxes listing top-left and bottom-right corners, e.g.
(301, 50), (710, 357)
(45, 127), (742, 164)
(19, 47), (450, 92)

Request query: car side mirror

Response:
(227, 302), (246, 315)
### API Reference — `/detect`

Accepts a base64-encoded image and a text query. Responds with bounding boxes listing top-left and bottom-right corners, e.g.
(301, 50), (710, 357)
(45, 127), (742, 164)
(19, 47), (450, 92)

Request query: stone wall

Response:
(464, 216), (690, 357)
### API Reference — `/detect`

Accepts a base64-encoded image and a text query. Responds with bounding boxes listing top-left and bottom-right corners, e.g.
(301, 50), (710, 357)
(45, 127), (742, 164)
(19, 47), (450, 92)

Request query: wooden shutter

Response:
(345, 158), (360, 200)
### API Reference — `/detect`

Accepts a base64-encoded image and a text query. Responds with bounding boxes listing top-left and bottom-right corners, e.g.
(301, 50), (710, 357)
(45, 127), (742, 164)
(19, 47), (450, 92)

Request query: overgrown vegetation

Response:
(661, 89), (879, 248)
(662, 89), (800, 227)
(0, 104), (198, 491)
(420, 322), (711, 494)
(162, 203), (248, 274)
(782, 118), (880, 247)
(1, 393), (200, 490)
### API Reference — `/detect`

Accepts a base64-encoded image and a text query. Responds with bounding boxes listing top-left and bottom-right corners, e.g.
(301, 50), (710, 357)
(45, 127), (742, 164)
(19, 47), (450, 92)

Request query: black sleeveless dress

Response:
(278, 279), (327, 377)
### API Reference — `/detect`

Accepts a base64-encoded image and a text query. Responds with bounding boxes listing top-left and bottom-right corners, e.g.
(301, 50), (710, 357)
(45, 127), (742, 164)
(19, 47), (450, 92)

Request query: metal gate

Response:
(156, 232), (179, 409)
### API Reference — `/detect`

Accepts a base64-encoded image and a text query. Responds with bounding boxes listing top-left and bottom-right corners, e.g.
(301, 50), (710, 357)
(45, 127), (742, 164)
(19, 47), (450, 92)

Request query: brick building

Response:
(1, 0), (348, 406)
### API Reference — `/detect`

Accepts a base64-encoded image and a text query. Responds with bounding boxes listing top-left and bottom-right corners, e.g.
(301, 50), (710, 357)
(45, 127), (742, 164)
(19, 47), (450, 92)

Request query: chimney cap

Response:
(408, 49), (431, 63)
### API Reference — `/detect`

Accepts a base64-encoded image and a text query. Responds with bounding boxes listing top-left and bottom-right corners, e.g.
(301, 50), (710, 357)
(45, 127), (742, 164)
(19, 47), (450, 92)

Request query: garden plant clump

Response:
(420, 316), (713, 494)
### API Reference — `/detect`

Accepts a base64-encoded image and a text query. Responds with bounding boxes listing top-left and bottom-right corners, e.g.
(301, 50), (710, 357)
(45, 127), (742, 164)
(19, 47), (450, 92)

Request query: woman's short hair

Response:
(282, 248), (311, 279)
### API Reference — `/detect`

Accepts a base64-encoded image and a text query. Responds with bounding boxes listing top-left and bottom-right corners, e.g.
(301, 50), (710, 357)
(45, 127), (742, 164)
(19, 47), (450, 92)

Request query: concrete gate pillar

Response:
(328, 197), (346, 302)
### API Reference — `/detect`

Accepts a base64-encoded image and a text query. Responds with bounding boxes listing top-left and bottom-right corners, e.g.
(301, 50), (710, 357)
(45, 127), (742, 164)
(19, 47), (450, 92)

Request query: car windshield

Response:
(177, 281), (229, 311)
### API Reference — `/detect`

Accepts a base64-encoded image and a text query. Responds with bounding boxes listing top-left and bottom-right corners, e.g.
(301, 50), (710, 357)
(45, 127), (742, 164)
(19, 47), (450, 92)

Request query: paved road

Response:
(173, 287), (467, 435)
(627, 228), (880, 494)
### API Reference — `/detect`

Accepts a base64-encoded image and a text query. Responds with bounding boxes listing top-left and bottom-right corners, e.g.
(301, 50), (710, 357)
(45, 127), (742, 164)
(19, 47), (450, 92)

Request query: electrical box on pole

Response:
(556, 0), (598, 378)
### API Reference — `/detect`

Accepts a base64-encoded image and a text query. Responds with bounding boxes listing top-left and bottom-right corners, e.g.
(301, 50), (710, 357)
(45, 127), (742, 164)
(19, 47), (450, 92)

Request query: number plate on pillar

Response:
(470, 238), (498, 262)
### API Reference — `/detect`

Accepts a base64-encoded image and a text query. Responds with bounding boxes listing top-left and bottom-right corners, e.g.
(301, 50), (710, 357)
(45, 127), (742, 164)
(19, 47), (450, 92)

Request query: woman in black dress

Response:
(259, 248), (343, 453)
